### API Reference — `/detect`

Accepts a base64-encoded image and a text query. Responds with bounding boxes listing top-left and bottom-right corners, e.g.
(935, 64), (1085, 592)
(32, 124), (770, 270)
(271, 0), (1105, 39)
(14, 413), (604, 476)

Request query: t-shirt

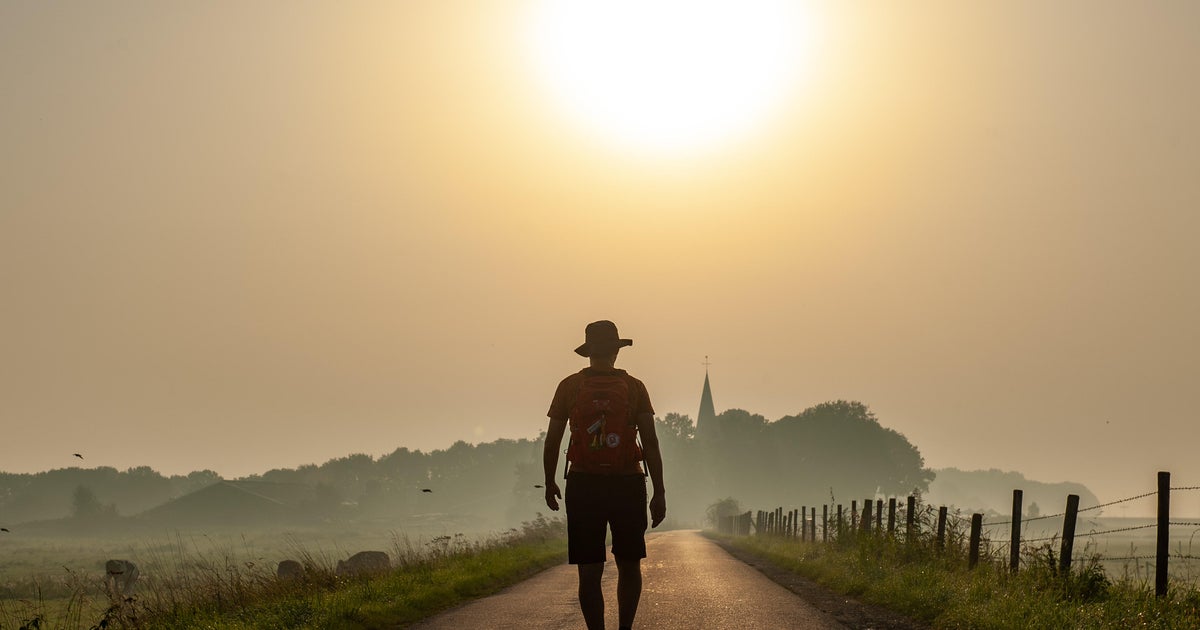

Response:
(547, 367), (654, 476)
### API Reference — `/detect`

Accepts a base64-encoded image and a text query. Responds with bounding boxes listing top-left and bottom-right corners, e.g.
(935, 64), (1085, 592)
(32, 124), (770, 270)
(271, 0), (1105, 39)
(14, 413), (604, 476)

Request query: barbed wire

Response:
(1075, 523), (1158, 537)
(1078, 491), (1158, 513)
(1170, 522), (1200, 528)
(1099, 555), (1157, 562)
(1171, 486), (1200, 491)
(1019, 511), (1069, 523)
(975, 523), (1159, 546)
(979, 492), (1158, 527)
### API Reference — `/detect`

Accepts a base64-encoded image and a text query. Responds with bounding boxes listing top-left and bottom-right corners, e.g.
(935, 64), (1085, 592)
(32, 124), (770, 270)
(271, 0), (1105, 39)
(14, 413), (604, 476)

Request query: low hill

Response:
(925, 467), (1100, 516)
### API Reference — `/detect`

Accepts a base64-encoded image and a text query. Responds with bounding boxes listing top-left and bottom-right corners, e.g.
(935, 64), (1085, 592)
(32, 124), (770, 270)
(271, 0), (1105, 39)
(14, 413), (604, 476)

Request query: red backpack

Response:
(566, 371), (643, 475)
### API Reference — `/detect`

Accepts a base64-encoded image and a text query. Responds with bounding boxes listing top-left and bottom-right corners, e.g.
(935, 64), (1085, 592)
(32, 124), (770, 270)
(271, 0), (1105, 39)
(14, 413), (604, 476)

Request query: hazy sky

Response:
(2, 2), (1197, 510)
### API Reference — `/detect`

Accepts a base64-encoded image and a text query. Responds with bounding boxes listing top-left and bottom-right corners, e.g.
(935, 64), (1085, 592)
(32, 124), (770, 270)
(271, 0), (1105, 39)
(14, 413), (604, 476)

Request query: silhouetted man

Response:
(544, 320), (666, 630)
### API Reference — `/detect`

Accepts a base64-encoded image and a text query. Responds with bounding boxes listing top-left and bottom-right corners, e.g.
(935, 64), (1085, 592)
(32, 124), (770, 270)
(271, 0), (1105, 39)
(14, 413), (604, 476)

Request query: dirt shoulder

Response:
(709, 537), (931, 630)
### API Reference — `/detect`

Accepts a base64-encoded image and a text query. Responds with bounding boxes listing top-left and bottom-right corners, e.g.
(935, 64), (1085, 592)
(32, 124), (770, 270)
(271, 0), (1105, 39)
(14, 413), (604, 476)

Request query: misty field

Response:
(0, 516), (565, 629)
(980, 517), (1200, 584)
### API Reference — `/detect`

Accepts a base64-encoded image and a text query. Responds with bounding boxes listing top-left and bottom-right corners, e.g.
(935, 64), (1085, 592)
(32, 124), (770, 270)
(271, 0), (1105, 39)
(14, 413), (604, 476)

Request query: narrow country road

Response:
(409, 529), (845, 629)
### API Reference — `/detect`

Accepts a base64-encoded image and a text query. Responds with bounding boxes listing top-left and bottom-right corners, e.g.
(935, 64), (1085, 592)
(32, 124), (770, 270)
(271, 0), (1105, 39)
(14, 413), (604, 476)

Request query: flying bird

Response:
(421, 488), (433, 493)
(1, 528), (9, 532)
(534, 484), (544, 488)
(73, 453), (84, 460)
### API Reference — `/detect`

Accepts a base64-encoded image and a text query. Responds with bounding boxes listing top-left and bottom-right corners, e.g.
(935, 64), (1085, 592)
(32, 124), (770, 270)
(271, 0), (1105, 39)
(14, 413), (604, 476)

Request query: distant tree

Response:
(705, 497), (742, 528)
(171, 469), (222, 496)
(71, 485), (115, 519)
(1028, 501), (1041, 519)
(697, 408), (770, 505)
(656, 413), (696, 441)
(72, 485), (102, 518)
(770, 401), (934, 500)
(689, 401), (933, 513)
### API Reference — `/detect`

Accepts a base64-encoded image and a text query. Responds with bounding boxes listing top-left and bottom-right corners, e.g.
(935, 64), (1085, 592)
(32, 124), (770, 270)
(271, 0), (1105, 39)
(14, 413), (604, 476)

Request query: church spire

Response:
(697, 356), (716, 433)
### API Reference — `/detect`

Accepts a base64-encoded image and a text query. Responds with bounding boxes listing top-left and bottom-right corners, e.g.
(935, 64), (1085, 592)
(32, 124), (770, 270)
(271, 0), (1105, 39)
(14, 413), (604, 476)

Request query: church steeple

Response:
(697, 356), (716, 434)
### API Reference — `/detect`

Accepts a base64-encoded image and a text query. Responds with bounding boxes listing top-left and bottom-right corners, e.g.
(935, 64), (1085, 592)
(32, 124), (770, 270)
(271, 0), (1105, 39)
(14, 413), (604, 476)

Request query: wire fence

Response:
(721, 471), (1200, 597)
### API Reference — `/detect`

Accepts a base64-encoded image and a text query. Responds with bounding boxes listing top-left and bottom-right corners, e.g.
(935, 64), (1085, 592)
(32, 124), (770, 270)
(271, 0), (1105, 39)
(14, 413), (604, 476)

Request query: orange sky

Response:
(1, 1), (1197, 511)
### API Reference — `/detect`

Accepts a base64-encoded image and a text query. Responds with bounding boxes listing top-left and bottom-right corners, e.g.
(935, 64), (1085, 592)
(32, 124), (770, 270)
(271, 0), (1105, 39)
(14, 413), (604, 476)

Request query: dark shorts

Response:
(565, 472), (648, 564)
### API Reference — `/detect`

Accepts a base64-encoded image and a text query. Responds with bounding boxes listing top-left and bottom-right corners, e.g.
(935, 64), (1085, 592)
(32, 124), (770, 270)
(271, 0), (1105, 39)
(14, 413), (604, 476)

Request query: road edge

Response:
(706, 534), (931, 630)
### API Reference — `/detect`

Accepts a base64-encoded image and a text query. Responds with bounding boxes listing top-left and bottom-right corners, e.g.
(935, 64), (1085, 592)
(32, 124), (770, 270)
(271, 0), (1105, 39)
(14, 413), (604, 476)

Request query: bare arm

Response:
(542, 416), (568, 510)
(636, 412), (667, 526)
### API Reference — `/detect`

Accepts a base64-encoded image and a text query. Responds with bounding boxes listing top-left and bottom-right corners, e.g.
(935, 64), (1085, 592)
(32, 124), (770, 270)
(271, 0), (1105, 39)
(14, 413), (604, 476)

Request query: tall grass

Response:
(0, 514), (565, 629)
(713, 501), (1200, 629)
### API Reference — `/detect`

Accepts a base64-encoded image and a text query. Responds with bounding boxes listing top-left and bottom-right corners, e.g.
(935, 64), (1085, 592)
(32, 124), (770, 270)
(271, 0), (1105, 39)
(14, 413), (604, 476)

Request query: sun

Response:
(527, 0), (818, 156)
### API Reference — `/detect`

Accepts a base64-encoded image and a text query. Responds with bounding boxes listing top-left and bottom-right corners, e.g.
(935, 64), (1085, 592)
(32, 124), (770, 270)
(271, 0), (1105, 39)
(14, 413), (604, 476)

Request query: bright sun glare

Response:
(528, 0), (817, 156)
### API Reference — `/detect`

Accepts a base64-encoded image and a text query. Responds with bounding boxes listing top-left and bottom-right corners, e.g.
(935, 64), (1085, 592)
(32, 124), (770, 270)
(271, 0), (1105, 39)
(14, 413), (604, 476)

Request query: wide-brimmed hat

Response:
(574, 320), (633, 357)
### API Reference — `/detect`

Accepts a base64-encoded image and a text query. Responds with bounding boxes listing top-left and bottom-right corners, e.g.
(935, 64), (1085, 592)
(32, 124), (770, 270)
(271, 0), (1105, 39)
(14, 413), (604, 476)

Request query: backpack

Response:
(565, 371), (643, 475)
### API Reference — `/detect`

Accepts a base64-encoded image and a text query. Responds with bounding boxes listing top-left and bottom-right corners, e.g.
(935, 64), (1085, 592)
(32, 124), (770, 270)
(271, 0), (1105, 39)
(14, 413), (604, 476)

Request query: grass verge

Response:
(709, 530), (1200, 629)
(143, 535), (564, 629)
(4, 515), (566, 630)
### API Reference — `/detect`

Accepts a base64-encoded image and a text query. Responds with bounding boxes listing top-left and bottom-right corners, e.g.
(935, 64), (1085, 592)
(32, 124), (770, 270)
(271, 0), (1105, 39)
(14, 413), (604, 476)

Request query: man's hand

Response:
(545, 481), (562, 511)
(650, 493), (666, 528)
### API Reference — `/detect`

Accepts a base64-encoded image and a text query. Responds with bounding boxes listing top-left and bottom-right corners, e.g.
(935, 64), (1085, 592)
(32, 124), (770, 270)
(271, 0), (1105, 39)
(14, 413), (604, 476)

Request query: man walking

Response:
(544, 320), (666, 630)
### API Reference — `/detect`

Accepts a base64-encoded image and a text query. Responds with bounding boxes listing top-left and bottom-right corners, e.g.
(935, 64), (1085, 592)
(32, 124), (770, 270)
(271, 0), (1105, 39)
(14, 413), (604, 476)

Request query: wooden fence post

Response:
(837, 504), (844, 540)
(888, 498), (896, 535)
(811, 508), (817, 542)
(936, 506), (947, 552)
(1157, 471), (1170, 598)
(969, 513), (982, 569)
(1059, 494), (1079, 574)
(823, 505), (829, 542)
(851, 500), (858, 534)
(863, 499), (872, 534)
(906, 495), (916, 545)
(1010, 489), (1023, 573)
(876, 499), (883, 532)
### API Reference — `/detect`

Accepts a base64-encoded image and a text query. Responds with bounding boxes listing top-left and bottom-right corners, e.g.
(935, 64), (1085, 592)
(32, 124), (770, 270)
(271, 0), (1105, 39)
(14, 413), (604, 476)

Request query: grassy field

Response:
(711, 522), (1200, 630)
(978, 517), (1200, 583)
(0, 515), (566, 629)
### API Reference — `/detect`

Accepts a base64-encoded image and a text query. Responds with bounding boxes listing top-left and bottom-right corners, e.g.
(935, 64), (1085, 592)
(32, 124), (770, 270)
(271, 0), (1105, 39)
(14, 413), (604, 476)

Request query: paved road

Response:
(410, 529), (845, 629)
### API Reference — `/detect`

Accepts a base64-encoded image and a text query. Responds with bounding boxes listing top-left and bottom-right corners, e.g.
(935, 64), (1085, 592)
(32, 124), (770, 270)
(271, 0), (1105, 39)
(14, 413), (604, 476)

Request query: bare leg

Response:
(577, 562), (605, 630)
(616, 557), (642, 628)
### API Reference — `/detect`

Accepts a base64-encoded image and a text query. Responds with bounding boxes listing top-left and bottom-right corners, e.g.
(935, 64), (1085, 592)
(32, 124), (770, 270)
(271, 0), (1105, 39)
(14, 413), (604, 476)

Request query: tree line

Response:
(0, 400), (933, 530)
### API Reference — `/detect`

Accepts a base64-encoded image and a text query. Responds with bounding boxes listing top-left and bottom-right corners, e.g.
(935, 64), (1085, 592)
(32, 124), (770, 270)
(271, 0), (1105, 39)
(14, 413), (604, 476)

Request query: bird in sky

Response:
(1, 528), (9, 533)
(534, 484), (544, 488)
(73, 453), (84, 459)
(421, 488), (433, 493)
